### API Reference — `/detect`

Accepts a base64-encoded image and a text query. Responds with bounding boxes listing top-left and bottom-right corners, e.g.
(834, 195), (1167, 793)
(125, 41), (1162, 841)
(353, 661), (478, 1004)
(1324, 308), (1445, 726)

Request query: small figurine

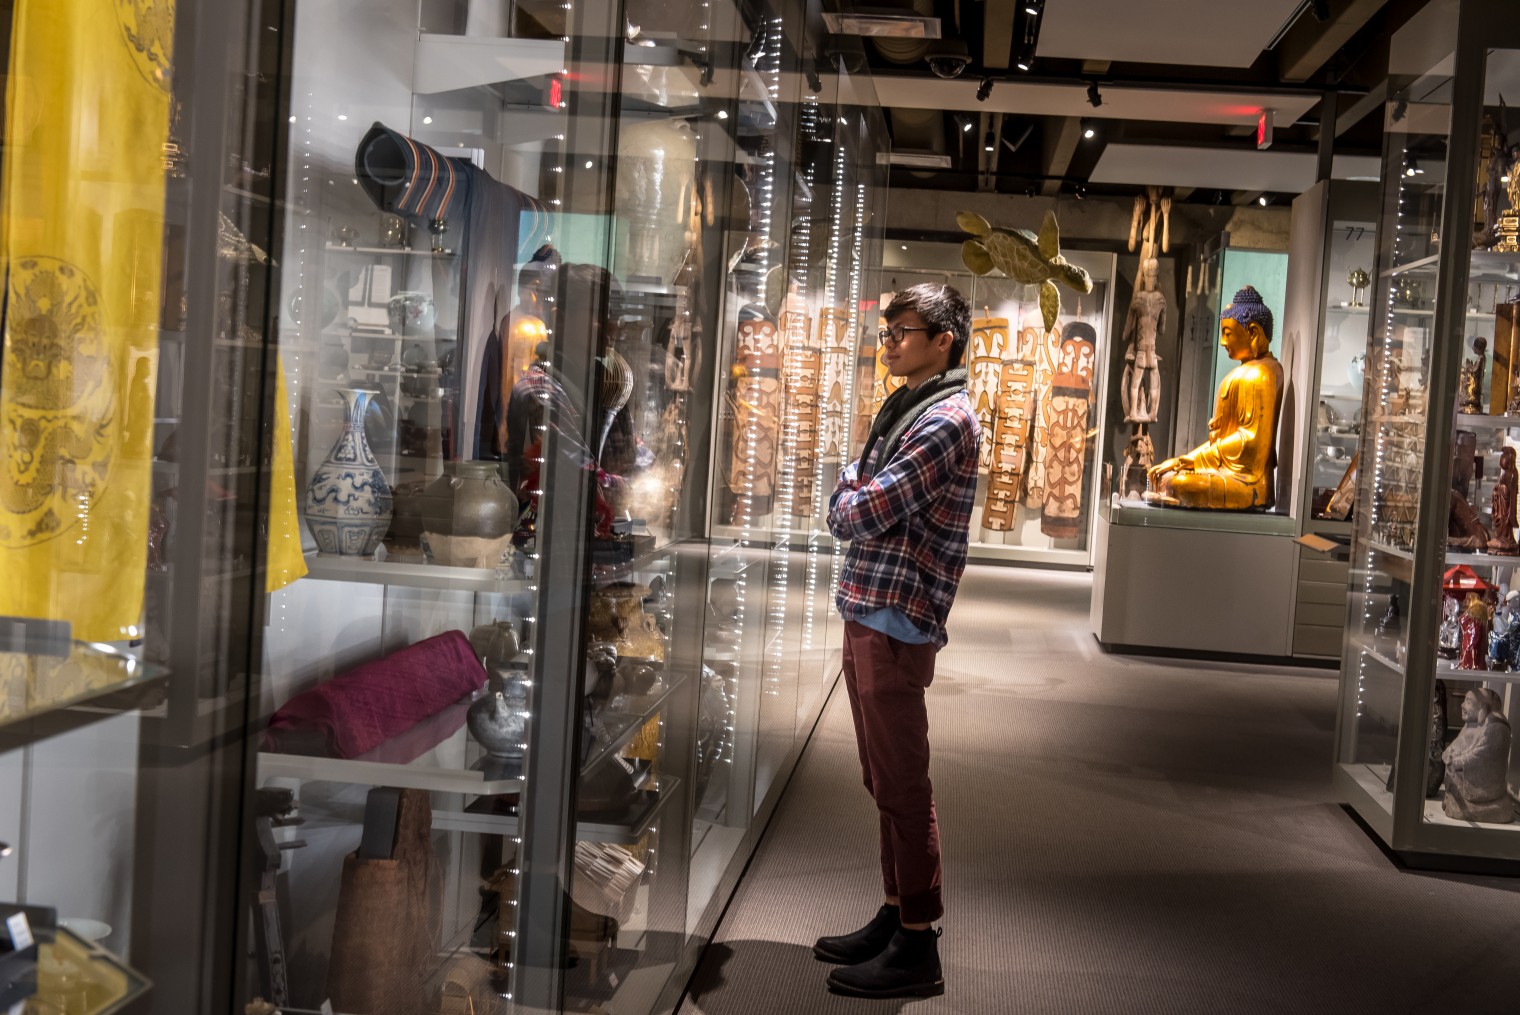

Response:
(1376, 593), (1401, 642)
(1459, 335), (1488, 414)
(1449, 488), (1491, 550)
(1489, 590), (1520, 669)
(1347, 267), (1370, 307)
(1458, 592), (1492, 670)
(1441, 688), (1514, 822)
(1492, 447), (1520, 554)
(1120, 428), (1155, 499)
(1438, 596), (1463, 658)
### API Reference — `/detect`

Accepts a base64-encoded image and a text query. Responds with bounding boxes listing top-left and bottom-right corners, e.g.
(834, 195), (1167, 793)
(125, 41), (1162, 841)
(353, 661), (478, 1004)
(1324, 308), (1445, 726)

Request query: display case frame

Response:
(1333, 0), (1520, 868)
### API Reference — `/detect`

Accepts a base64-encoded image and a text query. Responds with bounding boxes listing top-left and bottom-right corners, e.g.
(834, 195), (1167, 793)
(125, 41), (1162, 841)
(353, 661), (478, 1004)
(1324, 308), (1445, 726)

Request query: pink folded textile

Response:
(265, 630), (486, 759)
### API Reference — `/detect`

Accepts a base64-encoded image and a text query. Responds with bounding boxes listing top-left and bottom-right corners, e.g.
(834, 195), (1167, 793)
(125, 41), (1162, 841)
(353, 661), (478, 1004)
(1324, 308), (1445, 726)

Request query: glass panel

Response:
(1311, 215), (1376, 520)
(0, 0), (289, 1010)
(1336, 33), (1455, 806)
(256, 0), (569, 1007)
(1414, 45), (1520, 833)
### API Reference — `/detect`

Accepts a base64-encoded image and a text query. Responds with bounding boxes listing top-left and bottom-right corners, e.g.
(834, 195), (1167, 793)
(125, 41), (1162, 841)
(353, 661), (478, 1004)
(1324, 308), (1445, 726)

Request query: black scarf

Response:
(859, 366), (968, 480)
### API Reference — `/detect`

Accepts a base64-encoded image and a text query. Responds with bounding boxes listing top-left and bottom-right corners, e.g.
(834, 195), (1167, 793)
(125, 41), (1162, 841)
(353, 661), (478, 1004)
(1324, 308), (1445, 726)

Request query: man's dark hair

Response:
(884, 282), (971, 368)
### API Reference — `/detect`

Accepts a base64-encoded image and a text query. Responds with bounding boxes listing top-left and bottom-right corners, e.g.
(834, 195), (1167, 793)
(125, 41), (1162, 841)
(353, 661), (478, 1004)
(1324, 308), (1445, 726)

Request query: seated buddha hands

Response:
(1147, 286), (1282, 510)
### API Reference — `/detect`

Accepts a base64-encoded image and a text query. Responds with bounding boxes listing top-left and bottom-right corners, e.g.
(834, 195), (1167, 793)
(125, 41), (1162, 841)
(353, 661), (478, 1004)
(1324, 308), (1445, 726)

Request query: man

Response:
(817, 283), (980, 998)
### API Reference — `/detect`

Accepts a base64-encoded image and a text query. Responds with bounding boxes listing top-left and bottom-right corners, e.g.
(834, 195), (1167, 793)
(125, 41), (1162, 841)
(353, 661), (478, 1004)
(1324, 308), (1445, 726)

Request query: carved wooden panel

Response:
(969, 317), (1010, 473)
(982, 361), (1036, 531)
(1040, 327), (1096, 540)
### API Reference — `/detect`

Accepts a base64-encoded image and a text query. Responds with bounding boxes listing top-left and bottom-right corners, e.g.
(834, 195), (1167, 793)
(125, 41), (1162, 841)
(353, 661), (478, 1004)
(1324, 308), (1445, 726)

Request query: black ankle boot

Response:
(812, 904), (899, 964)
(826, 927), (943, 999)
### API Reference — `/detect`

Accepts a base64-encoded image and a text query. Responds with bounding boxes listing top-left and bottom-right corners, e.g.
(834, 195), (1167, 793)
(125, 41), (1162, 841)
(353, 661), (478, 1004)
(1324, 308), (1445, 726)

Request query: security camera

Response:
(926, 53), (972, 79)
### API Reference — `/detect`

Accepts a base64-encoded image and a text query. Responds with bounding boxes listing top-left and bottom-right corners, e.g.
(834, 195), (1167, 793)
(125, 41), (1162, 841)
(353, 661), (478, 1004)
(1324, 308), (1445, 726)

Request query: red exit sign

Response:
(1257, 109), (1274, 150)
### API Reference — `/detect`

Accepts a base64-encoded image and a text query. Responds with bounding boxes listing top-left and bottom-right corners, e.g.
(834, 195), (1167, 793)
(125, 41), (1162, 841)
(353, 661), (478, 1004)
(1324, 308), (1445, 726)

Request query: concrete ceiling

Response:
(1039, 0), (1306, 69)
(871, 74), (1319, 127)
(1089, 143), (1382, 192)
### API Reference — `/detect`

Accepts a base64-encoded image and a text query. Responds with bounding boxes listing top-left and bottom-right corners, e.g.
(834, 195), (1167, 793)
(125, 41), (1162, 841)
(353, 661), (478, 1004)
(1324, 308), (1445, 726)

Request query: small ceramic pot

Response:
(387, 291), (437, 335)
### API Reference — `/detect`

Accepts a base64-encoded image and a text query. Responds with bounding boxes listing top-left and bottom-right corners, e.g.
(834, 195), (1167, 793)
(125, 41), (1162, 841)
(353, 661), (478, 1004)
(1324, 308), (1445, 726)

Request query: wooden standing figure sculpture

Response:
(1460, 335), (1488, 415)
(1492, 446), (1520, 554)
(1121, 256), (1166, 424)
(1459, 593), (1492, 671)
(1146, 286), (1283, 510)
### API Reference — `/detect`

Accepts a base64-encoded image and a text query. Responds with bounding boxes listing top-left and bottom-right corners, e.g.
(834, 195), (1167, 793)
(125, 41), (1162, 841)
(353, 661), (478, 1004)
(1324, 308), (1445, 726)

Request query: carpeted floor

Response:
(677, 566), (1520, 1015)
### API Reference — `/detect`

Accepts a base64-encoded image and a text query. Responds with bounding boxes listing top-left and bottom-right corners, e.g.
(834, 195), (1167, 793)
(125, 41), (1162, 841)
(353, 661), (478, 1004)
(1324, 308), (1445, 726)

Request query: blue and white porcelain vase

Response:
(306, 388), (393, 555)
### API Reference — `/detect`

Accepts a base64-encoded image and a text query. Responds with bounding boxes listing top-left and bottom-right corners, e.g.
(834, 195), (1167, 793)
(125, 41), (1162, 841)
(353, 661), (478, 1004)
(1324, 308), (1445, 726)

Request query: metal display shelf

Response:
(305, 553), (533, 594)
(436, 776), (680, 845)
(0, 642), (170, 753)
(257, 695), (526, 795)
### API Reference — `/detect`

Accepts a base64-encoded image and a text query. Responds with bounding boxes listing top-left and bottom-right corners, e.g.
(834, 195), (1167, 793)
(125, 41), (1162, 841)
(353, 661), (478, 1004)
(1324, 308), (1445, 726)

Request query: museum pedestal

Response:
(1091, 502), (1298, 658)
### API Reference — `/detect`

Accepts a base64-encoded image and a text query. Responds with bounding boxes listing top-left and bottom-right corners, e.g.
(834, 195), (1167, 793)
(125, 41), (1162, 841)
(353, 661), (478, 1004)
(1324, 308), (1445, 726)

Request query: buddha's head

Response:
(1220, 285), (1274, 363)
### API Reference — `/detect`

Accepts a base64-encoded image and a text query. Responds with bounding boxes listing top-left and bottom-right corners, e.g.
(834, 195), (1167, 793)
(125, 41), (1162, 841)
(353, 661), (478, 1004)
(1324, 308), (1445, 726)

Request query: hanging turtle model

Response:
(958, 209), (1094, 333)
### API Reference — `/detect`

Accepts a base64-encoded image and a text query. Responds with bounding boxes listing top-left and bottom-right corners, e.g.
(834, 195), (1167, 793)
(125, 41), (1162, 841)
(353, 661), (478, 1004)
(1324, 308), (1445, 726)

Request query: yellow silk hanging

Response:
(265, 355), (308, 593)
(0, 0), (174, 641)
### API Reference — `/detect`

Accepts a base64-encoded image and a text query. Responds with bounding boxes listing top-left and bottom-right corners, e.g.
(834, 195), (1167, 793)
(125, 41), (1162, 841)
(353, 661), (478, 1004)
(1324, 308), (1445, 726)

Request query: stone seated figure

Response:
(1442, 688), (1515, 824)
(1147, 286), (1283, 510)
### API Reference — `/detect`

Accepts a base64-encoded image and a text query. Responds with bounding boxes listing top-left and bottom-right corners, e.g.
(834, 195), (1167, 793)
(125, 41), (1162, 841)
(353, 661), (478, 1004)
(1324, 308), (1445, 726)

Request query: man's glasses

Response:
(878, 325), (931, 347)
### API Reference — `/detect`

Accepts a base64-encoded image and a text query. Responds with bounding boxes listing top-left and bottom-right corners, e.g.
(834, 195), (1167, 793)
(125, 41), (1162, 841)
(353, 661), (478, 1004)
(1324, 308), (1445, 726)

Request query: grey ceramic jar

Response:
(420, 461), (519, 567)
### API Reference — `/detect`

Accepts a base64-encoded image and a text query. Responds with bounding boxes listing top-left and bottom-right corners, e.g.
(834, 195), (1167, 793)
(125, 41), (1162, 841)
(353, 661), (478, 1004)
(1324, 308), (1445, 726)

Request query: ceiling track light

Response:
(1087, 81), (1103, 108)
(984, 128), (996, 153)
(1080, 118), (1096, 140)
(976, 77), (993, 101)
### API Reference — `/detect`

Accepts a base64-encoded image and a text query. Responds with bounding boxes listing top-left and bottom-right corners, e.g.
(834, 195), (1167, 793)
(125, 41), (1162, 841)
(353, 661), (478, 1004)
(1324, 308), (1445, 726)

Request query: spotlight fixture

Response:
(1080, 118), (1096, 140)
(805, 66), (823, 93)
(1087, 82), (1103, 108)
(962, 119), (974, 133)
(1258, 195), (1269, 206)
(976, 77), (993, 102)
(1311, 0), (1330, 20)
(984, 129), (996, 153)
(1016, 59), (1031, 72)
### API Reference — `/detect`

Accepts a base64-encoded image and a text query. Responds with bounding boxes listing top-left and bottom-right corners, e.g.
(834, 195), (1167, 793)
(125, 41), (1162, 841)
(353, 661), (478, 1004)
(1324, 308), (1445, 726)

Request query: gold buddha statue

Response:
(1147, 285), (1283, 510)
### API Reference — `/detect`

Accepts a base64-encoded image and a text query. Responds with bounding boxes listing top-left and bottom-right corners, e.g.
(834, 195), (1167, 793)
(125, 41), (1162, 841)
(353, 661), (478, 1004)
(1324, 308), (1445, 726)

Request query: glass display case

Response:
(1335, 0), (1520, 867)
(247, 2), (887, 1014)
(1278, 180), (1380, 661)
(880, 244), (1117, 567)
(0, 0), (297, 1011)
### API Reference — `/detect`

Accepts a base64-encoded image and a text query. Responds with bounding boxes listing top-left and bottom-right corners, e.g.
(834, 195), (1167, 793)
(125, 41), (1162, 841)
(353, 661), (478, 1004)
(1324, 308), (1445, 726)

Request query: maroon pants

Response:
(840, 620), (942, 924)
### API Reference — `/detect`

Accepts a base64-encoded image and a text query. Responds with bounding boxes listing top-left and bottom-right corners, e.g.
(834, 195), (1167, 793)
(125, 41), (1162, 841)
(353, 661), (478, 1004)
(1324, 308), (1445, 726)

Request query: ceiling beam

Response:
(1335, 79), (1387, 137)
(1040, 117), (1083, 196)
(1275, 0), (1388, 83)
(983, 0), (1015, 71)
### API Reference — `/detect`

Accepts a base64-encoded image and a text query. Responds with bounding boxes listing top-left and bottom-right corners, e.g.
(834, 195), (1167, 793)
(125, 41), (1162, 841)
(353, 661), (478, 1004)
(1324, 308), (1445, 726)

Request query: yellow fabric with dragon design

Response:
(0, 0), (174, 640)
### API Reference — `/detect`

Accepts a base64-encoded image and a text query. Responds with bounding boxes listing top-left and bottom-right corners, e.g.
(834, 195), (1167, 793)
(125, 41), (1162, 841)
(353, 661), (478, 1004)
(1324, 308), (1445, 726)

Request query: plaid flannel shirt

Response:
(828, 391), (979, 648)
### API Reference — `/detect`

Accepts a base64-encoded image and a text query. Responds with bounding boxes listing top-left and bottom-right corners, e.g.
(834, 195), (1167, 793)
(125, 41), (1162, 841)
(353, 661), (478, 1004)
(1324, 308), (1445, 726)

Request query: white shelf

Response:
(1455, 413), (1520, 431)
(1384, 251), (1520, 282)
(412, 35), (565, 95)
(324, 243), (451, 259)
(304, 553), (531, 593)
(1434, 660), (1520, 683)
(1350, 634), (1404, 676)
(1387, 307), (1496, 319)
(1423, 796), (1520, 830)
(434, 776), (682, 845)
(258, 695), (526, 795)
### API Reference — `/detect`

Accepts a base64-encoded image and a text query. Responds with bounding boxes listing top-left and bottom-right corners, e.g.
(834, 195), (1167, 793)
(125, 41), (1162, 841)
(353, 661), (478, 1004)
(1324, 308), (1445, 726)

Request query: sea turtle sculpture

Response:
(958, 210), (1094, 333)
